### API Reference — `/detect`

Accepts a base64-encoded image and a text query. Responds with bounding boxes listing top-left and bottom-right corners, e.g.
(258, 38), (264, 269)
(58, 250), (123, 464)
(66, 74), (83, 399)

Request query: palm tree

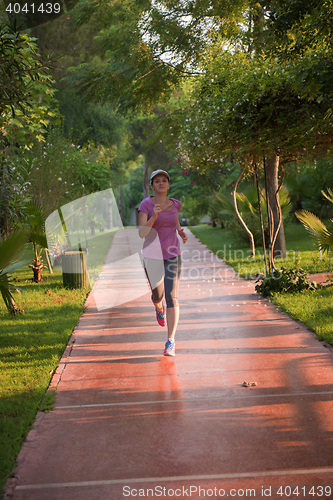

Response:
(296, 189), (333, 254)
(25, 201), (48, 283)
(0, 229), (28, 314)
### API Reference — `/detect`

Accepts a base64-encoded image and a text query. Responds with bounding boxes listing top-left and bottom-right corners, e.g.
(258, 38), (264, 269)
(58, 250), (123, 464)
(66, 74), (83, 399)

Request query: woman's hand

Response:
(153, 203), (162, 219)
(178, 229), (188, 243)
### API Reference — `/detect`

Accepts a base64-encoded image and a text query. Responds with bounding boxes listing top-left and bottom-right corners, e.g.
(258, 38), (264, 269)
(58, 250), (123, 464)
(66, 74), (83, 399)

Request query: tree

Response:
(25, 8), (170, 208)
(68, 0), (246, 110)
(0, 229), (27, 314)
(1, 22), (59, 165)
(25, 201), (48, 283)
(0, 22), (55, 116)
(216, 183), (292, 246)
(67, 1), (289, 254)
(267, 0), (333, 57)
(67, 0), (333, 265)
(175, 47), (333, 256)
(0, 22), (59, 236)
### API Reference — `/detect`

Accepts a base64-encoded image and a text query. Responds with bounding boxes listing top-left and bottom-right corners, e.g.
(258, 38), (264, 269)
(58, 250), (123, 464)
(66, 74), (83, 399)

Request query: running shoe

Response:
(164, 339), (175, 357)
(155, 303), (166, 327)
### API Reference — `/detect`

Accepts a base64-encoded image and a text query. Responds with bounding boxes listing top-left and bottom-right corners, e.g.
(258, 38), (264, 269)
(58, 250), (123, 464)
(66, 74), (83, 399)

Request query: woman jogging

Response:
(138, 169), (187, 356)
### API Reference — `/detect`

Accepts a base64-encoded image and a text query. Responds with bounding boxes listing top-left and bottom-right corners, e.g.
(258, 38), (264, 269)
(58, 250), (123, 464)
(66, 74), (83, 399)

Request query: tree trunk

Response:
(44, 248), (53, 274)
(29, 257), (44, 283)
(233, 170), (256, 258)
(265, 153), (286, 258)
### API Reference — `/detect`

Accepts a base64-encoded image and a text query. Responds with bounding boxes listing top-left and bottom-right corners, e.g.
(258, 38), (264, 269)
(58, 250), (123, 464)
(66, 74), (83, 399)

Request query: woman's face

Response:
(151, 174), (170, 192)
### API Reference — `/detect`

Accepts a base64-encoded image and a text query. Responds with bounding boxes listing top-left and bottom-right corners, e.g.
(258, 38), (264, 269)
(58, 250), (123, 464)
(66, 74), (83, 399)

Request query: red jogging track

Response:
(5, 228), (333, 500)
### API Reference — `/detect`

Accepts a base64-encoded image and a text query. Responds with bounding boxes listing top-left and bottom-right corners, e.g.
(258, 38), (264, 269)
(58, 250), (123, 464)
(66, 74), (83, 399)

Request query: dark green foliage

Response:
(283, 158), (333, 216)
(0, 22), (55, 115)
(284, 168), (312, 212)
(58, 88), (129, 149)
(25, 201), (47, 251)
(181, 193), (209, 225)
(303, 159), (333, 216)
(4, 128), (119, 223)
(267, 0), (333, 56)
(179, 52), (333, 169)
(0, 161), (31, 237)
(27, 1), (105, 80)
(0, 229), (28, 314)
(24, 201), (47, 283)
(295, 188), (333, 257)
(68, 0), (247, 112)
(255, 267), (317, 297)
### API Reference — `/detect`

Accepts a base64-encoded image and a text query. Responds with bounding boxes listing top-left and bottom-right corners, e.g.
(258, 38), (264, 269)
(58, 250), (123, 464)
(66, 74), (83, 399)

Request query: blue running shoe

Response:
(164, 339), (175, 356)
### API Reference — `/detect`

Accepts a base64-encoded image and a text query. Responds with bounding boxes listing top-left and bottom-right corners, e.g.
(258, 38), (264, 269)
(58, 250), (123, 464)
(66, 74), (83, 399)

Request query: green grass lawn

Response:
(190, 222), (333, 345)
(0, 249), (89, 496)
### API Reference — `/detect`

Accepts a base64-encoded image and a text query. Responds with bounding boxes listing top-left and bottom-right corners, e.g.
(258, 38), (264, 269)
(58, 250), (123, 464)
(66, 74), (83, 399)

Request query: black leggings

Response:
(143, 255), (181, 309)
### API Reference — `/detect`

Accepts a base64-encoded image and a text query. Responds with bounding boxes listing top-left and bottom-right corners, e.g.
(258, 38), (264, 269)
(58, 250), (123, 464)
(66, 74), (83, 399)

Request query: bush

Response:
(255, 267), (317, 297)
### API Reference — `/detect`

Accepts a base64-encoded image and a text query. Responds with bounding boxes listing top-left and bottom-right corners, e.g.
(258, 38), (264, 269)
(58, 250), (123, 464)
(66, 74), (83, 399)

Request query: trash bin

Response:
(62, 249), (90, 289)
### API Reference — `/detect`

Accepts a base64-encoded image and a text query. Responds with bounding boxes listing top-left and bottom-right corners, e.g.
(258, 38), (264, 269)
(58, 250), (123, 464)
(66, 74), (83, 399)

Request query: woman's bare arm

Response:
(138, 208), (159, 238)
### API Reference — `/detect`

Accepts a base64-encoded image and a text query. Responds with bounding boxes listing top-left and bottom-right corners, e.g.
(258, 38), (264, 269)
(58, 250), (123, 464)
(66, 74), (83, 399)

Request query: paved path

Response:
(6, 228), (333, 500)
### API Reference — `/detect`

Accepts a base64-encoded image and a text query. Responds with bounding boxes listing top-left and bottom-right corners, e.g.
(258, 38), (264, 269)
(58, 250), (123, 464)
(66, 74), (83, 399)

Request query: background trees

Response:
(0, 21), (58, 238)
(66, 0), (333, 260)
(1, 0), (333, 273)
(0, 22), (55, 115)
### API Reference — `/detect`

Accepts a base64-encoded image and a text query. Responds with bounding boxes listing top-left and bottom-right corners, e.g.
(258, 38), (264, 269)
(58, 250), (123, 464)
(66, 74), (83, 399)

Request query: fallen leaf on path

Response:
(242, 381), (257, 387)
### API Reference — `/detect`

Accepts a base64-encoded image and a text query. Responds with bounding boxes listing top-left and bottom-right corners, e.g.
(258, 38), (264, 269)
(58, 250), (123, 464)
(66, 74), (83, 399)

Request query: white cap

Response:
(150, 170), (170, 183)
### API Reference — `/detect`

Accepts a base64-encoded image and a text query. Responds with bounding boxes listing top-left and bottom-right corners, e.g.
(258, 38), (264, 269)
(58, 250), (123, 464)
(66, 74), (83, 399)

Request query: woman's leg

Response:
(143, 257), (165, 308)
(164, 255), (181, 339)
(143, 256), (166, 330)
(166, 306), (179, 340)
